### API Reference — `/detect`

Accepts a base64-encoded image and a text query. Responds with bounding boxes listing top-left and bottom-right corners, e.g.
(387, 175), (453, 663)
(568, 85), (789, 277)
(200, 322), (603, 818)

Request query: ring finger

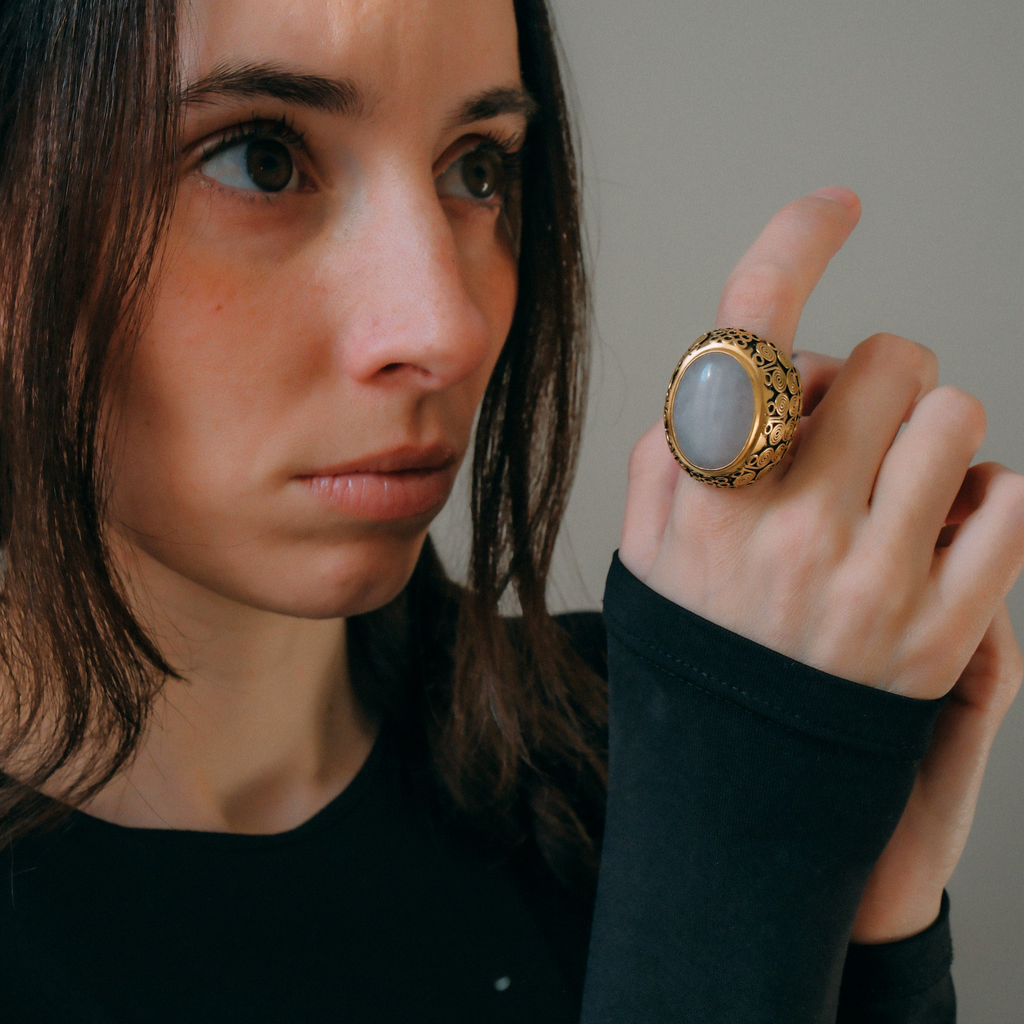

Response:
(870, 385), (987, 570)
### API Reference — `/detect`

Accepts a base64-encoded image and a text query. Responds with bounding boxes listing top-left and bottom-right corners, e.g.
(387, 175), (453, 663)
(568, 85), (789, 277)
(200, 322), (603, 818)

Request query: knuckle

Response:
(984, 465), (1024, 505)
(849, 333), (892, 375)
(626, 441), (647, 484)
(928, 386), (987, 447)
(995, 471), (1024, 524)
(907, 338), (938, 380)
(627, 427), (663, 482)
(852, 332), (891, 362)
(999, 468), (1024, 500)
(855, 333), (937, 384)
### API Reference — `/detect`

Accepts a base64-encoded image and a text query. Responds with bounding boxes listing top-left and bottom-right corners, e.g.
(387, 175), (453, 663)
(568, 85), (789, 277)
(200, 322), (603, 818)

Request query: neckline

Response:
(63, 725), (389, 851)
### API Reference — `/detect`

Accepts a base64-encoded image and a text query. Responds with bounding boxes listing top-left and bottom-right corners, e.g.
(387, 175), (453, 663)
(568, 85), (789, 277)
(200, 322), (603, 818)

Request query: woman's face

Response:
(105, 0), (526, 617)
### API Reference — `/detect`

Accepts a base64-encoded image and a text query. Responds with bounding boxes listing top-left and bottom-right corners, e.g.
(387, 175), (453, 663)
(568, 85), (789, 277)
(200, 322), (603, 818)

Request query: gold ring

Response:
(663, 328), (802, 488)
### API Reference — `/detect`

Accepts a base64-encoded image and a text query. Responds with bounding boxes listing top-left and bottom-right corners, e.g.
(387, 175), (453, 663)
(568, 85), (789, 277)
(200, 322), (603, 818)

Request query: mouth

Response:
(299, 442), (459, 478)
(295, 442), (460, 521)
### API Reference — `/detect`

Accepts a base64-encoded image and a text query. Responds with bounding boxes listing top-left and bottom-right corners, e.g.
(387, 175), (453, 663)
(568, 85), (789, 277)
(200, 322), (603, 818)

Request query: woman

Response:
(1, 0), (1021, 1021)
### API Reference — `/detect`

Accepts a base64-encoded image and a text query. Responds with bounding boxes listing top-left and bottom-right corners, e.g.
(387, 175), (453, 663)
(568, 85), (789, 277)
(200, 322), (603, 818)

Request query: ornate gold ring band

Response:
(663, 328), (803, 488)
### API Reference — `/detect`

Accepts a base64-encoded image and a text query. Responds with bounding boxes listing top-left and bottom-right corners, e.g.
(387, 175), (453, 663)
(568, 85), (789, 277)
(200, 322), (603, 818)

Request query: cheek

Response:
(106, 210), (318, 534)
(103, 187), (520, 616)
(456, 212), (520, 368)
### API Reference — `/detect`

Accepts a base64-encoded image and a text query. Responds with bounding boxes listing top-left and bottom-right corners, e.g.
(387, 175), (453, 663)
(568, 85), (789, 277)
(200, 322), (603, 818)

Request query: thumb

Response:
(914, 602), (1022, 840)
(619, 421), (680, 580)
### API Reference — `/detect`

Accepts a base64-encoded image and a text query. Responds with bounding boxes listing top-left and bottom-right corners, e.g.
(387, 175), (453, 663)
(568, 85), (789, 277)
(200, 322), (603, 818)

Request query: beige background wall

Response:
(435, 0), (1023, 1018)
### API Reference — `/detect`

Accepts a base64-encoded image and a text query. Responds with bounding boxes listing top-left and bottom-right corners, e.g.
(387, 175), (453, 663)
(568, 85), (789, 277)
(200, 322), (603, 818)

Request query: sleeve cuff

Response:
(840, 890), (954, 1004)
(603, 552), (947, 761)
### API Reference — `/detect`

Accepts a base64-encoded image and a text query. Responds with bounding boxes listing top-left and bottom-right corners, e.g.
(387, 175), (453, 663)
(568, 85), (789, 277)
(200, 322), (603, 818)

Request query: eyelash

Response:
(194, 118), (524, 202)
(467, 130), (526, 195)
(197, 114), (310, 166)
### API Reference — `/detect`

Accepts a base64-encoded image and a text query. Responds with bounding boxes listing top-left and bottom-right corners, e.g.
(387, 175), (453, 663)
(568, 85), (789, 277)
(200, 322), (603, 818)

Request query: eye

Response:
(199, 137), (298, 193)
(437, 145), (508, 202)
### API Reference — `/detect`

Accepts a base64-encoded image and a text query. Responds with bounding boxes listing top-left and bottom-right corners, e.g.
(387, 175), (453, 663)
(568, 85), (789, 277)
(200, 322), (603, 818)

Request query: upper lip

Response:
(299, 442), (459, 477)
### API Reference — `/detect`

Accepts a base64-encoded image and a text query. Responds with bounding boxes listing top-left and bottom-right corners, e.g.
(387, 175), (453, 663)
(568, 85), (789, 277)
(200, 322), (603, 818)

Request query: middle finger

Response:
(785, 333), (938, 505)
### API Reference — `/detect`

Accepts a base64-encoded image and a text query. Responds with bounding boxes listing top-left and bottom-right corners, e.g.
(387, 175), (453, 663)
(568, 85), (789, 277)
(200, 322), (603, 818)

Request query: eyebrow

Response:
(447, 86), (539, 128)
(182, 63), (539, 127)
(183, 63), (363, 114)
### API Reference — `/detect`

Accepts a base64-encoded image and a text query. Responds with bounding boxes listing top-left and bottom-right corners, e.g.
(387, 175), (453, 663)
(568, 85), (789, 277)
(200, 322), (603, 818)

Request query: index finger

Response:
(716, 187), (861, 356)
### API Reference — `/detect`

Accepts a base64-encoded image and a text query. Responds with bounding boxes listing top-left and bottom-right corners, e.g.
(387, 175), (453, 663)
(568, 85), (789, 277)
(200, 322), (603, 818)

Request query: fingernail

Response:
(810, 186), (859, 210)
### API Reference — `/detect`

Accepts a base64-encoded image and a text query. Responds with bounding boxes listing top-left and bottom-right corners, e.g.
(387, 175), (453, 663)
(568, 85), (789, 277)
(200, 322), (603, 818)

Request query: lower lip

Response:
(299, 465), (456, 521)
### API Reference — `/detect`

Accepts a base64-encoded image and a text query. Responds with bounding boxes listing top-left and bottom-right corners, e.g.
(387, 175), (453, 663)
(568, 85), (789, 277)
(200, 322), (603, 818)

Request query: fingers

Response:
(786, 334), (938, 504)
(911, 604), (1021, 845)
(870, 385), (987, 568)
(936, 463), (1024, 637)
(619, 422), (681, 580)
(620, 352), (844, 589)
(791, 350), (844, 416)
(875, 602), (1023, 908)
(947, 601), (1023, 723)
(716, 187), (861, 356)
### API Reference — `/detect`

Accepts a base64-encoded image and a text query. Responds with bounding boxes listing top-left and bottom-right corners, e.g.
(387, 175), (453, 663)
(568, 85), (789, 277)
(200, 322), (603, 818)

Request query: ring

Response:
(663, 328), (802, 488)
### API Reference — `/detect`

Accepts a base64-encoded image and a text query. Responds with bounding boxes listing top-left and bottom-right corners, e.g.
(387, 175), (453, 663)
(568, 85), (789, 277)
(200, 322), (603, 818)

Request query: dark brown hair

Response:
(0, 0), (606, 887)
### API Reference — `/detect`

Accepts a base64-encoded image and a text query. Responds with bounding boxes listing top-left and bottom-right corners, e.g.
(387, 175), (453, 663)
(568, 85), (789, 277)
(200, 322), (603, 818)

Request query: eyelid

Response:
(435, 144), (524, 214)
(434, 132), (525, 196)
(188, 116), (315, 199)
(195, 115), (310, 166)
(435, 126), (526, 175)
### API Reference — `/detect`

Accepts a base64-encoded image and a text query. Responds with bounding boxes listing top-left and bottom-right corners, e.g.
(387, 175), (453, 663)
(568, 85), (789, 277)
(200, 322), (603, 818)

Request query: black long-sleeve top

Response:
(0, 555), (955, 1022)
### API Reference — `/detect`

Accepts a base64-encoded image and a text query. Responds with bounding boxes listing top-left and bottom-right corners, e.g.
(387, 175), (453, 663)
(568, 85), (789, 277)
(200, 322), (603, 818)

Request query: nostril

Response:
(373, 361), (435, 385)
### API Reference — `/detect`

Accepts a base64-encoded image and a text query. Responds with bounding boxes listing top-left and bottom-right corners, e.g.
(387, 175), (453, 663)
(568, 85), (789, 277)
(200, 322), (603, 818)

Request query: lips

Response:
(299, 442), (458, 478)
(296, 442), (459, 521)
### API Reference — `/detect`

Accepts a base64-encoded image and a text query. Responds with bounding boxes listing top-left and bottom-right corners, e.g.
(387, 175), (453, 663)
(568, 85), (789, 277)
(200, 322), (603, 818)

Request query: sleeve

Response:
(580, 554), (952, 1024)
(837, 891), (955, 1023)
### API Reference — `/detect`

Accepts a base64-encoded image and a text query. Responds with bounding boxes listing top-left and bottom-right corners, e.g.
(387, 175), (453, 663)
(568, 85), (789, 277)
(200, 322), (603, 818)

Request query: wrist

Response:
(850, 884), (944, 945)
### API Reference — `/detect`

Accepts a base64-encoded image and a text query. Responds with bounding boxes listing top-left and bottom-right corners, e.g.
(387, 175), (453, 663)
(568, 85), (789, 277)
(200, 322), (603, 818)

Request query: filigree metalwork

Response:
(663, 327), (802, 488)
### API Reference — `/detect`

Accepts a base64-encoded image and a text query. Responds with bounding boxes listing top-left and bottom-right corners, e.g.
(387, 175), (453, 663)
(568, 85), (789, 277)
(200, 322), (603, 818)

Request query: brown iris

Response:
(244, 139), (294, 192)
(461, 147), (504, 200)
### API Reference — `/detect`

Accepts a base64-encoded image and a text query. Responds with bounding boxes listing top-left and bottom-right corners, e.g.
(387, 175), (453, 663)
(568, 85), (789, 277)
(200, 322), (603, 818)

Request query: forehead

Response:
(181, 0), (523, 109)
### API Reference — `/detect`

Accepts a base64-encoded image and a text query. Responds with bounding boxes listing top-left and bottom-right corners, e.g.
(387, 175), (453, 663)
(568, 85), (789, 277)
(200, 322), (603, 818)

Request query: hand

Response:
(747, 357), (1024, 943)
(849, 596), (1022, 942)
(620, 188), (1024, 700)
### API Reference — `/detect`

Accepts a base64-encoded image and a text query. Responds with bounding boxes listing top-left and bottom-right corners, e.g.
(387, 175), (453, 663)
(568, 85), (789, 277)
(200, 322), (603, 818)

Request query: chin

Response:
(240, 531), (431, 620)
(114, 508), (437, 622)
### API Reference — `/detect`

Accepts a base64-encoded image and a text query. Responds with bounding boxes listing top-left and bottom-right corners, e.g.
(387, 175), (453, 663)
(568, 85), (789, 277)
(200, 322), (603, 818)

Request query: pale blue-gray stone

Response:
(672, 351), (755, 470)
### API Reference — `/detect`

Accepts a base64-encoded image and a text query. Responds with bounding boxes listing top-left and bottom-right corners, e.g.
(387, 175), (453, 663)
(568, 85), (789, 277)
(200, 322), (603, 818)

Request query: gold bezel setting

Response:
(664, 328), (802, 488)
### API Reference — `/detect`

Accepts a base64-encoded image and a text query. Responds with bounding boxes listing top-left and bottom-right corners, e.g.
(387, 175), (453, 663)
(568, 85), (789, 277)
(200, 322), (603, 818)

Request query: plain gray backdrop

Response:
(434, 1), (1023, 1019)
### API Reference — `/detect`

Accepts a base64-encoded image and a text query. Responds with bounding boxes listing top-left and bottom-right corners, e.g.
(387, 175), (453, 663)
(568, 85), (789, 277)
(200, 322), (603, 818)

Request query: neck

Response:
(83, 542), (377, 834)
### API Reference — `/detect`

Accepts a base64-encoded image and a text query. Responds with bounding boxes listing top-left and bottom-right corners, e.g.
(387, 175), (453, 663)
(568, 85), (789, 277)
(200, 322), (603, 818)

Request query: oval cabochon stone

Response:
(672, 350), (755, 470)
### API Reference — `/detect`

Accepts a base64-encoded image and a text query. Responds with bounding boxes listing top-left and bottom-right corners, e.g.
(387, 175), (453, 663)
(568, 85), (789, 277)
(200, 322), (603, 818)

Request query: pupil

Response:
(462, 151), (503, 199)
(245, 140), (293, 192)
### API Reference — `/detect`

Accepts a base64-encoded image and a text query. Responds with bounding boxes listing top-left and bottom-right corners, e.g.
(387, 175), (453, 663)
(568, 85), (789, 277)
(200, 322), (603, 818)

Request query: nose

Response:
(336, 175), (496, 391)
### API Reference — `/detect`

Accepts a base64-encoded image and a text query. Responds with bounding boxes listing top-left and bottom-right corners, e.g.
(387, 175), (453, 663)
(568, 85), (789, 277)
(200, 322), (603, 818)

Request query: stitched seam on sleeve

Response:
(605, 610), (925, 758)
